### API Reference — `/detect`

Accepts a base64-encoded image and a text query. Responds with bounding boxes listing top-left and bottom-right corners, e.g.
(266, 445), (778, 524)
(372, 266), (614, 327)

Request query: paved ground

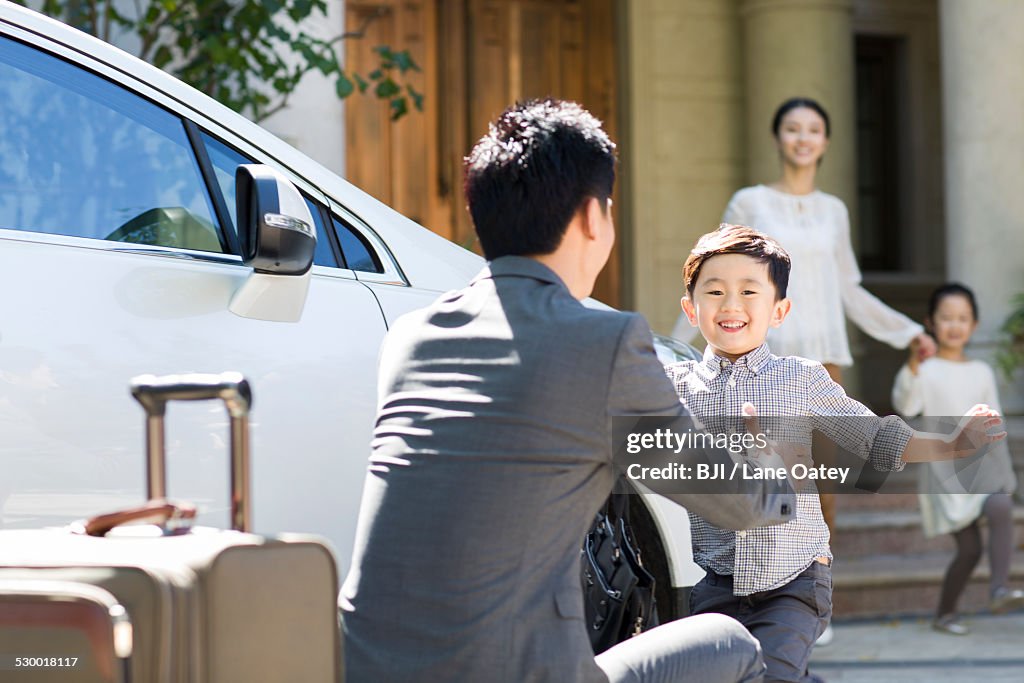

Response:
(809, 611), (1024, 682)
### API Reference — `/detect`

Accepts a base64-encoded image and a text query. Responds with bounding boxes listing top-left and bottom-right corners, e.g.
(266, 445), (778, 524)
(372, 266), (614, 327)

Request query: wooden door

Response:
(346, 0), (621, 305)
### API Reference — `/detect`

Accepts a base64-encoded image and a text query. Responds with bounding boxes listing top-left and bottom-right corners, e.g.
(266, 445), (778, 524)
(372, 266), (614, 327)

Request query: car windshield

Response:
(652, 334), (702, 364)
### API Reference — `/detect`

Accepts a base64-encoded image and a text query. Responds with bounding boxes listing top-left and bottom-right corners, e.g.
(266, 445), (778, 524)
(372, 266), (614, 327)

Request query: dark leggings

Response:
(937, 492), (1015, 617)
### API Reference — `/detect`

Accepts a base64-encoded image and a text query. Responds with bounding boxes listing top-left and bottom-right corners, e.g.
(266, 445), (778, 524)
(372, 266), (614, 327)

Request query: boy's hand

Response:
(950, 403), (1006, 458)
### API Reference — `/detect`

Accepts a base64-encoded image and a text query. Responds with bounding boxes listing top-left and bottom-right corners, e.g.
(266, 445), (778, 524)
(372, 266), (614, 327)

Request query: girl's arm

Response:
(833, 201), (926, 349)
(891, 363), (926, 417)
(981, 362), (1005, 415)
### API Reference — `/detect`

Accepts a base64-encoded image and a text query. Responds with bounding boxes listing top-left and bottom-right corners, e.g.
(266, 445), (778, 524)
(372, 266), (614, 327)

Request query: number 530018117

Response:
(16, 657), (79, 667)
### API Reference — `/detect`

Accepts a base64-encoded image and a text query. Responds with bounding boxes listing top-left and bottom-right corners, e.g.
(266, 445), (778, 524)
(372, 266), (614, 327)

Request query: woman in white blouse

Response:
(717, 97), (936, 374)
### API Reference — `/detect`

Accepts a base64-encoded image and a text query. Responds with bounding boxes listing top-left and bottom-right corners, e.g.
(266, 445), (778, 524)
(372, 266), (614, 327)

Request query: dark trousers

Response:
(689, 563), (832, 683)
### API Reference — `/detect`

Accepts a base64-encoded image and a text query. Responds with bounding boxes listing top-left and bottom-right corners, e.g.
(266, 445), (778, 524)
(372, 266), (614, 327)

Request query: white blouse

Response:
(676, 184), (923, 366)
(892, 357), (1016, 536)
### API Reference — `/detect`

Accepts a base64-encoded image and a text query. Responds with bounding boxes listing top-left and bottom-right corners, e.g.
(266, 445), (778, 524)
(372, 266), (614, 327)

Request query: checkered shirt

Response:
(664, 343), (912, 595)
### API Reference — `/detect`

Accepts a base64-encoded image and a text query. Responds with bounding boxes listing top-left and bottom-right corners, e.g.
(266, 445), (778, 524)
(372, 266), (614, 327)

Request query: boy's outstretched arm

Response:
(900, 404), (1006, 463)
(609, 315), (796, 530)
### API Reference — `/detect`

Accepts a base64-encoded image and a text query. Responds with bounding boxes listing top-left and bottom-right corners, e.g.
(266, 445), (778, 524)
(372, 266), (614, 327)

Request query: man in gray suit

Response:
(340, 99), (794, 683)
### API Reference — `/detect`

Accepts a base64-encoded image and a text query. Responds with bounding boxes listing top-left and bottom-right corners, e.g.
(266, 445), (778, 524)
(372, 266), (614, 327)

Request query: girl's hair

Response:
(771, 97), (831, 138)
(927, 282), (979, 322)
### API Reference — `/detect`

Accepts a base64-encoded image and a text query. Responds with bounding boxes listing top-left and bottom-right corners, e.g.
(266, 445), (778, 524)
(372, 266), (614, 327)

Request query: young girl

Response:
(892, 283), (1023, 635)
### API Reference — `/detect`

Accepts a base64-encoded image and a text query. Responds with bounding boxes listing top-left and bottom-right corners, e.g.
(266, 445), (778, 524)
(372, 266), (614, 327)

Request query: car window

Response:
(200, 132), (338, 268)
(304, 197), (339, 268)
(201, 132), (248, 238)
(0, 37), (223, 252)
(333, 216), (383, 274)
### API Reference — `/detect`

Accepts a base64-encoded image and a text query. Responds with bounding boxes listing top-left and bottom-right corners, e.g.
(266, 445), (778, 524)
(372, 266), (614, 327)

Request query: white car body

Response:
(0, 3), (700, 595)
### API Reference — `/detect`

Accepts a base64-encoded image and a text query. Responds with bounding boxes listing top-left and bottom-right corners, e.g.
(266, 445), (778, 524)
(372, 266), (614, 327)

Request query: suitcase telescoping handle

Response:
(130, 372), (253, 532)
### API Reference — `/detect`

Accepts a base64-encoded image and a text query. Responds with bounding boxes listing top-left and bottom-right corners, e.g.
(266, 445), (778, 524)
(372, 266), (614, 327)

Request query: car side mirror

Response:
(229, 165), (316, 323)
(234, 164), (316, 275)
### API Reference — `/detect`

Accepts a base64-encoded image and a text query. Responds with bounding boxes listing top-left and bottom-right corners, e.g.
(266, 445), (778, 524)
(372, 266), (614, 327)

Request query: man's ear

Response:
(770, 297), (792, 328)
(581, 197), (604, 241)
(681, 296), (698, 326)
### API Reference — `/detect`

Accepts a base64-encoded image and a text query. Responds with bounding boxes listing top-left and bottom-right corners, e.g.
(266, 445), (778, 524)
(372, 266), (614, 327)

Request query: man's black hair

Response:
(464, 98), (616, 259)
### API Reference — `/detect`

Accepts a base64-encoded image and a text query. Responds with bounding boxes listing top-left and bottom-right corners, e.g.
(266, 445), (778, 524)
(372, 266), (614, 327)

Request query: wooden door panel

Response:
(347, 0), (620, 304)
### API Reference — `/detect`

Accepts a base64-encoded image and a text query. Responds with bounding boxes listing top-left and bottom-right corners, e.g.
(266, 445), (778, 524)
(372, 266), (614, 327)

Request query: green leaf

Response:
(389, 97), (408, 121)
(152, 45), (173, 69)
(407, 84), (424, 111)
(368, 69), (383, 81)
(354, 74), (369, 93)
(375, 79), (400, 98)
(391, 50), (420, 73)
(335, 73), (355, 99)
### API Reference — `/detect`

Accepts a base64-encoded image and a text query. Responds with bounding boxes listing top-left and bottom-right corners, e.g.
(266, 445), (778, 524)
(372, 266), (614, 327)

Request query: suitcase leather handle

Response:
(130, 372), (252, 532)
(82, 500), (197, 537)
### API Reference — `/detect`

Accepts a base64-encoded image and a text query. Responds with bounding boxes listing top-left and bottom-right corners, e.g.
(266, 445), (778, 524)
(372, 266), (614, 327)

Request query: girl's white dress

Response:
(892, 357), (1016, 537)
(673, 184), (923, 366)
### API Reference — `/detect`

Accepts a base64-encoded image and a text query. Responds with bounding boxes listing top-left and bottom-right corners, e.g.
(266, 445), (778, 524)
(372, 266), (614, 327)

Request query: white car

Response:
(0, 4), (702, 618)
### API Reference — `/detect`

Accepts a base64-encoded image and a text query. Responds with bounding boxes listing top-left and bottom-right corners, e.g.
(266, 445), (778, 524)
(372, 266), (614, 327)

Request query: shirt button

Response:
(738, 531), (747, 538)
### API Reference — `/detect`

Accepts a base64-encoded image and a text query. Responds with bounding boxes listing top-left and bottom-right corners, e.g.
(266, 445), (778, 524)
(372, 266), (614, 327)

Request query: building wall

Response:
(623, 0), (746, 335)
(261, 0), (347, 177)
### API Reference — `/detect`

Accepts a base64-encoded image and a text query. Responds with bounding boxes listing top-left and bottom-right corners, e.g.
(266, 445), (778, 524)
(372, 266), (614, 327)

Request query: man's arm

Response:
(607, 314), (795, 530)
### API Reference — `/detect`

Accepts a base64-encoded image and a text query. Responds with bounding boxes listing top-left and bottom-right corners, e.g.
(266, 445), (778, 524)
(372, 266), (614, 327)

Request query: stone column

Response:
(940, 0), (1024, 410)
(739, 0), (857, 224)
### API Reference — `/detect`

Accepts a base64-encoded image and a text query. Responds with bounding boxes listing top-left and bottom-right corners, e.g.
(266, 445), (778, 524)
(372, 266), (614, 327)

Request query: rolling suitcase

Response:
(0, 372), (342, 683)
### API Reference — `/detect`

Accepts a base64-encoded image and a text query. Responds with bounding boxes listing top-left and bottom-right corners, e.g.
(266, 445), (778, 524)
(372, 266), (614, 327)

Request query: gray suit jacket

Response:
(340, 257), (794, 683)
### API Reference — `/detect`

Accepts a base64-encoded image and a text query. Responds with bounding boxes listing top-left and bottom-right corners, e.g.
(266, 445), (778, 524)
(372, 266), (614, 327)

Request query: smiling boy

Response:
(666, 225), (1005, 683)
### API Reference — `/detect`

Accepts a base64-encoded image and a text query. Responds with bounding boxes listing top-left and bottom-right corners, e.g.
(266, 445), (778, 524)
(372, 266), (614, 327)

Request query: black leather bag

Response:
(580, 487), (658, 654)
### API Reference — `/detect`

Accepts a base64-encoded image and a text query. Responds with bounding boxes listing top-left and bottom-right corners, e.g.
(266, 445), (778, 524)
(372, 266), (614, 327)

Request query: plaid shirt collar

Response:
(700, 343), (772, 377)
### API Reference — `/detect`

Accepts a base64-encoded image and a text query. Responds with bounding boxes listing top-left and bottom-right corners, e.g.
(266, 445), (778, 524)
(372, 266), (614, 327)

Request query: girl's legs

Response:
(937, 521), (982, 618)
(982, 492), (1017, 598)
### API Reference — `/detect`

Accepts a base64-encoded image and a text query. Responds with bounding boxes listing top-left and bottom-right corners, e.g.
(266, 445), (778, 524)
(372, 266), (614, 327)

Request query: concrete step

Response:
(825, 417), (1024, 619)
(832, 506), (1024, 560)
(832, 548), (1024, 620)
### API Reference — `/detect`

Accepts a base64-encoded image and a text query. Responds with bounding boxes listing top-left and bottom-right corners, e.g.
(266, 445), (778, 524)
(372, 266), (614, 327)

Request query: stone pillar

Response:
(623, 0), (746, 334)
(739, 0), (857, 224)
(940, 0), (1024, 411)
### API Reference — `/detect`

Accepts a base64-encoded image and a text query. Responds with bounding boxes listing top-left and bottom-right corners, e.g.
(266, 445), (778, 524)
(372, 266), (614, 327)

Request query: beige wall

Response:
(623, 0), (746, 335)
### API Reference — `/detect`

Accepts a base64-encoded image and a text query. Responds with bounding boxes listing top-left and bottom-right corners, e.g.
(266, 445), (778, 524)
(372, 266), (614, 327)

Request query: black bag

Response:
(580, 486), (658, 654)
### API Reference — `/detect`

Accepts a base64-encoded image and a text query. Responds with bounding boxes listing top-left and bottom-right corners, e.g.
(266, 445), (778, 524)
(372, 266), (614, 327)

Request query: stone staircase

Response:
(830, 417), (1024, 620)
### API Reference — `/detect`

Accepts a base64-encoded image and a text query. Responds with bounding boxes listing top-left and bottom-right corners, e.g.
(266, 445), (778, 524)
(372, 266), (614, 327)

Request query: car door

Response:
(0, 29), (386, 570)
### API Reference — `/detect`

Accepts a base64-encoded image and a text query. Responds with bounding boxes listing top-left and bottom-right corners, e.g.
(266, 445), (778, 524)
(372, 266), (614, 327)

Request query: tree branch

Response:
(328, 5), (388, 46)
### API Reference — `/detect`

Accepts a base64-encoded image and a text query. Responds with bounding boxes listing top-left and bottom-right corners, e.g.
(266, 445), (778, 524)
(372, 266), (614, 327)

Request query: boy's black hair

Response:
(683, 224), (792, 299)
(771, 97), (831, 138)
(927, 282), (979, 322)
(464, 98), (616, 260)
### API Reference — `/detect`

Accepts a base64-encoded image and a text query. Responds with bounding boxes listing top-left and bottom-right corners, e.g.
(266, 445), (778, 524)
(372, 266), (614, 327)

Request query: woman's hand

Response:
(913, 332), (937, 362)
